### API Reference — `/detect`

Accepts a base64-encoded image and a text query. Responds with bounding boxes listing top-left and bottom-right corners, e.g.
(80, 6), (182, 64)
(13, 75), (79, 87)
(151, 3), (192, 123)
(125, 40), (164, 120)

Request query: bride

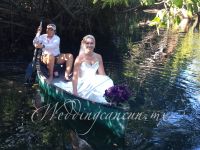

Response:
(72, 35), (113, 103)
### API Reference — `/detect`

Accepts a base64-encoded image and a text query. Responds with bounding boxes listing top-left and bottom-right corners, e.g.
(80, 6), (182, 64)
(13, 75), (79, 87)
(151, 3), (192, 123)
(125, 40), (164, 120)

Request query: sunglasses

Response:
(47, 28), (54, 31)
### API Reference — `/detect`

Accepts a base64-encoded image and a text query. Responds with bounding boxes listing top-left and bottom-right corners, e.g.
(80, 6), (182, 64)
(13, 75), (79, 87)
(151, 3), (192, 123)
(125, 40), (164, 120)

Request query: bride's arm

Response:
(97, 54), (106, 75)
(72, 56), (81, 95)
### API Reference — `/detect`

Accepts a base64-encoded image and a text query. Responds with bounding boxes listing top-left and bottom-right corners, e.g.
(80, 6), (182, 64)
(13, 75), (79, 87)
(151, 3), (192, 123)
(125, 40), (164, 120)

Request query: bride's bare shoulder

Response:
(94, 52), (102, 58)
(75, 55), (84, 64)
(77, 54), (85, 59)
(94, 53), (103, 61)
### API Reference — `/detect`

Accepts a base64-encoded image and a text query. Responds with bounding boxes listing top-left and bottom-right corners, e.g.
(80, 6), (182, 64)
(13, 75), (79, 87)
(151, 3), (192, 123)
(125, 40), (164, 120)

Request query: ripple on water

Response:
(123, 33), (200, 149)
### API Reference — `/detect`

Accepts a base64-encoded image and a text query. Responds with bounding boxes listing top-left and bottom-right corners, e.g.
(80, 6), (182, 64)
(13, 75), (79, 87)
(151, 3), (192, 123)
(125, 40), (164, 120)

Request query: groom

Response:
(33, 23), (73, 83)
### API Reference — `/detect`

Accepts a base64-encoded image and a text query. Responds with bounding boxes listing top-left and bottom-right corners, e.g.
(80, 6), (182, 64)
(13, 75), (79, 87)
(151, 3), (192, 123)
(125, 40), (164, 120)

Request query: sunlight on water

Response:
(123, 32), (200, 149)
(1, 32), (200, 149)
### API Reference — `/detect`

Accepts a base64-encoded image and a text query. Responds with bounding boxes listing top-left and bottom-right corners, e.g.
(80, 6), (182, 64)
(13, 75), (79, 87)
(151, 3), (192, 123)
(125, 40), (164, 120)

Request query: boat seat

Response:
(54, 63), (66, 74)
(40, 61), (66, 78)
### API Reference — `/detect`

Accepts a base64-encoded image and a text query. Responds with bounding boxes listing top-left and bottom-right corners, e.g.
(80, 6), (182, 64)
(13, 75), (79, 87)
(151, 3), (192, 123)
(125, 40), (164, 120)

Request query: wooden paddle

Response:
(25, 21), (43, 84)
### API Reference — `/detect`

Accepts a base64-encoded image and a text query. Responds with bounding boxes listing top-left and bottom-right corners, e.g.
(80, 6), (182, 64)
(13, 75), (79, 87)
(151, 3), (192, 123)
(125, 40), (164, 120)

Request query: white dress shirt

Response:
(33, 34), (60, 56)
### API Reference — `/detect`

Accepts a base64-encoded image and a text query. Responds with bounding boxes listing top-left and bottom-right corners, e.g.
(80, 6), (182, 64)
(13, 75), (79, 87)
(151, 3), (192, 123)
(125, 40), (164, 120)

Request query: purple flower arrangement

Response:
(104, 85), (132, 105)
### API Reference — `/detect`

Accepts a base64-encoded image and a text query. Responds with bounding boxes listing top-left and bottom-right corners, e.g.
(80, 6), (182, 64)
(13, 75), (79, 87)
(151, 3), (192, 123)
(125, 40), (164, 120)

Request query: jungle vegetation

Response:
(0, 0), (199, 60)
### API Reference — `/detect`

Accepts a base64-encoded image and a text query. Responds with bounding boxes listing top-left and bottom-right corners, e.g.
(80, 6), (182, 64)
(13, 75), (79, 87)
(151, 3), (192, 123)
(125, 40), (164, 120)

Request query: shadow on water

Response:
(35, 87), (126, 150)
(0, 62), (126, 150)
(0, 63), (71, 149)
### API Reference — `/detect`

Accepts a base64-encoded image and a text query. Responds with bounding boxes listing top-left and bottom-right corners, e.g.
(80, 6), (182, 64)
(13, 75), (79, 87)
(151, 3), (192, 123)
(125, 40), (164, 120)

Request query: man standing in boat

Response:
(33, 23), (73, 83)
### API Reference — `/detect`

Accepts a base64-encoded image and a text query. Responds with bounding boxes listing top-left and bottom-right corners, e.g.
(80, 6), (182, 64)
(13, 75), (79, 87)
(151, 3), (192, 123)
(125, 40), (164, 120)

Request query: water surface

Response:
(1, 32), (200, 150)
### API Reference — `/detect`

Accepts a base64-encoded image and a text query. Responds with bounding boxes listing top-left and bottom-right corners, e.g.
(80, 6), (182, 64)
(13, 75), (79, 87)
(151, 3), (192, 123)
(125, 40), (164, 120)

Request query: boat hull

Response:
(36, 57), (128, 137)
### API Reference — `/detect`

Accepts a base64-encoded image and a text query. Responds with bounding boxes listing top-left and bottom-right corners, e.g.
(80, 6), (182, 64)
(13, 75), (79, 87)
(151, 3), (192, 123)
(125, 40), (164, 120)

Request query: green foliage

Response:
(93, 0), (129, 7)
(148, 0), (200, 32)
(170, 0), (183, 8)
(93, 0), (157, 7)
(92, 0), (199, 32)
(140, 0), (156, 6)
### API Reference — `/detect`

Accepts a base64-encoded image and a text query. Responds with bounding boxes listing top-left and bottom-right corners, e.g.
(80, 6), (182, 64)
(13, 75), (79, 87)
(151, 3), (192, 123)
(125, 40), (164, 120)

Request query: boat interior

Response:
(40, 62), (73, 93)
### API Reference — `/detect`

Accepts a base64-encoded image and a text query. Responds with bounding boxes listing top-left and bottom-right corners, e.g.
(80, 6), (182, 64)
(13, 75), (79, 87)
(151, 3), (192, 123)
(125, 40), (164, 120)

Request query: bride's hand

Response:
(73, 90), (78, 96)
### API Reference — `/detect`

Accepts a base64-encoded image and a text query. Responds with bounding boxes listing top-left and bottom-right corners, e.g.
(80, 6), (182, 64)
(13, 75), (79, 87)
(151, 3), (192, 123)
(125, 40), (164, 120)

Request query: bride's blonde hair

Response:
(79, 35), (96, 55)
(82, 35), (95, 43)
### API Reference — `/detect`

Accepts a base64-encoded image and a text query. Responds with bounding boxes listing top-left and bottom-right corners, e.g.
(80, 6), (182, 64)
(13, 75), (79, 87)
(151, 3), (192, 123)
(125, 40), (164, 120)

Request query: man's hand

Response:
(35, 26), (42, 37)
(37, 26), (42, 33)
(34, 43), (43, 49)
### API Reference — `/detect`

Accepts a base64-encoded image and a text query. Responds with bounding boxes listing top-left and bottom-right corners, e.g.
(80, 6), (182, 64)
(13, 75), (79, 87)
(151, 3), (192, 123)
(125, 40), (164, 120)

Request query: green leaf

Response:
(149, 16), (161, 26)
(93, 0), (98, 4)
(172, 0), (183, 8)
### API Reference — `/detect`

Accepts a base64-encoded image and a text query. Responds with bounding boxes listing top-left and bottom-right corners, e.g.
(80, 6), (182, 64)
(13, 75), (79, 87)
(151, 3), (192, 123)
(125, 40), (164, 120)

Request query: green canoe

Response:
(36, 53), (128, 138)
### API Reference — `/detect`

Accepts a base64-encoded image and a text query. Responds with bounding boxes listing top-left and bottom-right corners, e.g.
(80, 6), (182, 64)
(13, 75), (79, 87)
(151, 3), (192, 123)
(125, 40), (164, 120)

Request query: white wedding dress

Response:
(77, 61), (113, 103)
(53, 61), (113, 103)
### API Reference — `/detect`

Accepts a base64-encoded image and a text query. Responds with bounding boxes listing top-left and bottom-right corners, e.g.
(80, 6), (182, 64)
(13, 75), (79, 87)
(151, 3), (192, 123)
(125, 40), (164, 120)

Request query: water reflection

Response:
(0, 63), (71, 149)
(1, 31), (200, 149)
(0, 62), (126, 149)
(123, 32), (200, 149)
(34, 88), (126, 150)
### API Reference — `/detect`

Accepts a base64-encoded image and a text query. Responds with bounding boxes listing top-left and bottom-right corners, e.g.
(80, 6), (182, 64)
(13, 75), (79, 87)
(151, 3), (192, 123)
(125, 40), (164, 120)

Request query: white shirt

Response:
(33, 34), (60, 56)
